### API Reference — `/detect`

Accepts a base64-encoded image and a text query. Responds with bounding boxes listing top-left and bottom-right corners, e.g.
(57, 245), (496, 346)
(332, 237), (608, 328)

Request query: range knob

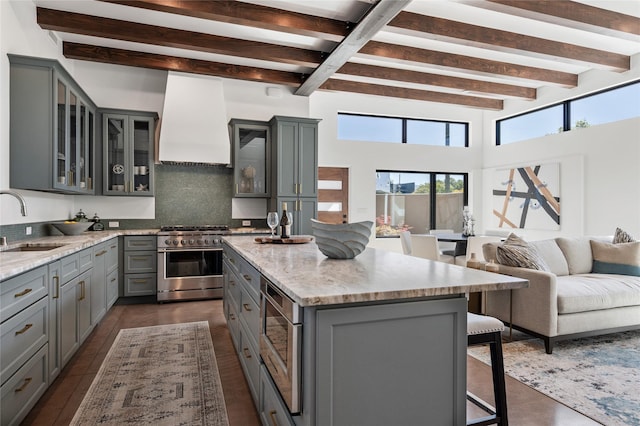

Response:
(164, 239), (171, 245)
(189, 239), (195, 245)
(204, 239), (210, 245)
(197, 239), (203, 245)
(181, 240), (187, 245)
(172, 240), (179, 245)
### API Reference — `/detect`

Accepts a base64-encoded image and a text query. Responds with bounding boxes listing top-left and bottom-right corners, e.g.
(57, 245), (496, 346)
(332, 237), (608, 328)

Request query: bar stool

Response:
(467, 313), (508, 426)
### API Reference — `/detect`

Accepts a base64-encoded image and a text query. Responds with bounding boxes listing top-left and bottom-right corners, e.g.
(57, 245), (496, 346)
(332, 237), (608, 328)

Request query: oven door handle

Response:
(157, 247), (223, 253)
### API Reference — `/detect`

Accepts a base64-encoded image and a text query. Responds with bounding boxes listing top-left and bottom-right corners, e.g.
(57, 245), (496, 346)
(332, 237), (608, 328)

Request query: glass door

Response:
(130, 116), (153, 195)
(105, 115), (127, 194)
(54, 78), (68, 191)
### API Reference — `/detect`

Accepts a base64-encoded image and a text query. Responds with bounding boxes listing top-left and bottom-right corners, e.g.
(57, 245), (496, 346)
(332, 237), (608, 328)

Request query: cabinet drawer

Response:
(106, 268), (119, 308)
(223, 246), (242, 275)
(236, 256), (260, 303)
(78, 247), (93, 274)
(106, 238), (119, 273)
(1, 343), (48, 426)
(124, 236), (157, 251)
(227, 295), (240, 352)
(259, 365), (295, 426)
(59, 253), (80, 284)
(239, 284), (260, 349)
(0, 297), (48, 386)
(238, 321), (260, 405)
(225, 266), (242, 309)
(124, 251), (157, 274)
(0, 266), (48, 323)
(124, 274), (156, 296)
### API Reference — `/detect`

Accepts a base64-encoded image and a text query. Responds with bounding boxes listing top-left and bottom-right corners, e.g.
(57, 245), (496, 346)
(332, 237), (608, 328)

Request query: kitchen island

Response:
(223, 235), (528, 426)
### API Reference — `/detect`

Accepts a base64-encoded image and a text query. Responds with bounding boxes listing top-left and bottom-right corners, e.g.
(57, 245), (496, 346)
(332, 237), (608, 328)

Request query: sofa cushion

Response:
(530, 239), (569, 276)
(556, 237), (593, 275)
(557, 274), (640, 314)
(591, 240), (640, 276)
(496, 233), (550, 271)
(613, 227), (636, 243)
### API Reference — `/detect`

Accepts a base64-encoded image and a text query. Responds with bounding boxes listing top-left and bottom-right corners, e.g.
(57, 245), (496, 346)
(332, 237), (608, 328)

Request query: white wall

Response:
(482, 58), (640, 239)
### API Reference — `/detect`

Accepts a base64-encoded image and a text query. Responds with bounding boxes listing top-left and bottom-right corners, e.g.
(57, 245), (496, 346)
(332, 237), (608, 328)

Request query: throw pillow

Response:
(613, 227), (636, 244)
(590, 240), (640, 276)
(496, 233), (550, 271)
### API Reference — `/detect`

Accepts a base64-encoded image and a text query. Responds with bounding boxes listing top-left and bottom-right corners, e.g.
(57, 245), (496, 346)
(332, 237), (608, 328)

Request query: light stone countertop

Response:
(0, 229), (159, 281)
(224, 235), (528, 307)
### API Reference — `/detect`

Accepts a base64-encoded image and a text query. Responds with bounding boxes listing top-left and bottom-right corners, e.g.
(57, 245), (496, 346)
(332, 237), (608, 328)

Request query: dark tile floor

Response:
(21, 299), (599, 426)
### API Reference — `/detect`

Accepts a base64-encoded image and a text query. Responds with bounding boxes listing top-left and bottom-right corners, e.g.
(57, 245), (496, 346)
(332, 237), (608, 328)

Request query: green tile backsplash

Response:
(0, 163), (251, 242)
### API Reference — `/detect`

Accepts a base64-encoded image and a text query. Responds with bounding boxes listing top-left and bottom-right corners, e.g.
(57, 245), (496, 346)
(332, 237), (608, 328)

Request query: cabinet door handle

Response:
(78, 280), (85, 301)
(110, 245), (117, 249)
(242, 274), (251, 282)
(110, 277), (117, 282)
(95, 250), (107, 256)
(53, 275), (60, 299)
(14, 288), (32, 298)
(130, 256), (148, 261)
(132, 279), (147, 284)
(243, 303), (252, 312)
(230, 279), (236, 286)
(269, 410), (279, 426)
(15, 323), (33, 336)
(229, 258), (236, 265)
(229, 313), (236, 320)
(243, 347), (252, 359)
(14, 377), (33, 393)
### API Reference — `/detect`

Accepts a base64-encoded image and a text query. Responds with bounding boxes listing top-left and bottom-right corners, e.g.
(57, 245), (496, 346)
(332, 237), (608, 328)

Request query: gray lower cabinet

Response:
(60, 249), (93, 367)
(106, 239), (120, 309)
(0, 265), (50, 426)
(123, 236), (157, 297)
(91, 242), (108, 325)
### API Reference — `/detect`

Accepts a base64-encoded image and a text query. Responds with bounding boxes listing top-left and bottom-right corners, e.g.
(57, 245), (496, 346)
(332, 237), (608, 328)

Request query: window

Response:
(375, 171), (468, 237)
(497, 81), (639, 145)
(339, 113), (468, 147)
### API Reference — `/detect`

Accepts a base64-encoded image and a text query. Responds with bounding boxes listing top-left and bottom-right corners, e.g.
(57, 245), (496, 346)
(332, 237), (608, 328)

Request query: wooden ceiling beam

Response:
(338, 62), (536, 99)
(389, 11), (630, 71)
(98, 0), (350, 42)
(37, 7), (323, 67)
(320, 79), (504, 110)
(62, 42), (304, 86)
(295, 0), (411, 96)
(484, 1), (640, 39)
(360, 41), (578, 87)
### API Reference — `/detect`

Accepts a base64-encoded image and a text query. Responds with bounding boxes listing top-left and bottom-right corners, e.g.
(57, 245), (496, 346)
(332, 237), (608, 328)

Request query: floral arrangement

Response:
(375, 215), (412, 236)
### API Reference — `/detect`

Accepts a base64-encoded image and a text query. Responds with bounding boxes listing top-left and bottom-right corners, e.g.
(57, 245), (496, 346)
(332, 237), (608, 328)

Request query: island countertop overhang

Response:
(223, 235), (528, 307)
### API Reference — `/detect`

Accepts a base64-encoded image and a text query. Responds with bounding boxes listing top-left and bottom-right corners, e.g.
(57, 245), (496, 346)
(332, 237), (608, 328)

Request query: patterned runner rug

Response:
(71, 321), (229, 426)
(468, 330), (640, 426)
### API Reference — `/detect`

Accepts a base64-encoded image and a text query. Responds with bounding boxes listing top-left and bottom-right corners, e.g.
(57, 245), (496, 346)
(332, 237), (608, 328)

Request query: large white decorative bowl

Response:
(311, 219), (373, 259)
(51, 221), (93, 235)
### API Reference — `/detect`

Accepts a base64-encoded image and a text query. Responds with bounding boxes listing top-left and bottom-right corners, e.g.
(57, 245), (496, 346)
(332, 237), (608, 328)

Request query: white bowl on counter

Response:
(311, 219), (373, 259)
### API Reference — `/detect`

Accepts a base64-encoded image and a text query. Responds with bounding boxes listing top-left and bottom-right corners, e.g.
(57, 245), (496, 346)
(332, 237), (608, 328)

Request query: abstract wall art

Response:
(492, 163), (561, 230)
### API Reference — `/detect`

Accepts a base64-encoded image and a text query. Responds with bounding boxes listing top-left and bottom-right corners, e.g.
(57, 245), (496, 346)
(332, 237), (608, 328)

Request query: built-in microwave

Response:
(260, 276), (303, 414)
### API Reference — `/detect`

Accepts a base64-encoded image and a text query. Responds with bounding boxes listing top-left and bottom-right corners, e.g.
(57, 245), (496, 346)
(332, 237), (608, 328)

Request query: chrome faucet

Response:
(0, 190), (28, 216)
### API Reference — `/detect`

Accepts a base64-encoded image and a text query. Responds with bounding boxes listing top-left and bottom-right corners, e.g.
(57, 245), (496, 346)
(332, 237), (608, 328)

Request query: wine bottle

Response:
(280, 202), (291, 239)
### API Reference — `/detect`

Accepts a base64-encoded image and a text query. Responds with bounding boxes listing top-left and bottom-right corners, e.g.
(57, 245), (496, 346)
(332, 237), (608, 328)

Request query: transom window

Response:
(497, 81), (640, 145)
(339, 113), (468, 147)
(375, 171), (468, 238)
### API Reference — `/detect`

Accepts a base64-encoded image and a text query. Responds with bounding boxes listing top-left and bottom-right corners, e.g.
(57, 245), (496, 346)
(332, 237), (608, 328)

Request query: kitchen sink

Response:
(1, 243), (67, 252)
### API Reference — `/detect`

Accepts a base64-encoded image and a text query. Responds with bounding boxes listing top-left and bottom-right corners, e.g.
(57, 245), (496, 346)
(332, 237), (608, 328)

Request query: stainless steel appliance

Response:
(157, 225), (230, 302)
(260, 276), (303, 413)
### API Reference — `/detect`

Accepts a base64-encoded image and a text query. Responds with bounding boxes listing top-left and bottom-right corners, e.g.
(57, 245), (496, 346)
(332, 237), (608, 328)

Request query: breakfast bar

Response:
(223, 235), (528, 426)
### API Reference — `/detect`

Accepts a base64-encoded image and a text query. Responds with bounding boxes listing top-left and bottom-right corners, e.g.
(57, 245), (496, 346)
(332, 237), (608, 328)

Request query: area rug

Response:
(468, 330), (640, 426)
(70, 321), (229, 425)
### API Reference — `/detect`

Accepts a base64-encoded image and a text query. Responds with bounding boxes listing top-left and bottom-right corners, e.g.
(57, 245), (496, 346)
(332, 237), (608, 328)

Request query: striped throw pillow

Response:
(613, 227), (636, 244)
(496, 233), (550, 271)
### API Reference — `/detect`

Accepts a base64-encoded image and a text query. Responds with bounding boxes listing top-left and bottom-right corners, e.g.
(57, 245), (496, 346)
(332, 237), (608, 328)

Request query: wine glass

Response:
(266, 212), (279, 238)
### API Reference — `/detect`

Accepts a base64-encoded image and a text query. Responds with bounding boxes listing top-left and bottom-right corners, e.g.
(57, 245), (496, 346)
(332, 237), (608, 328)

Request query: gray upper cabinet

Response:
(9, 55), (97, 195)
(270, 116), (320, 235)
(102, 110), (157, 196)
(229, 119), (270, 198)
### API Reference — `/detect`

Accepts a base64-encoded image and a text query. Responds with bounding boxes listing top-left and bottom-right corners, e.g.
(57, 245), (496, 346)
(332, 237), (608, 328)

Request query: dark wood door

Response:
(318, 167), (349, 224)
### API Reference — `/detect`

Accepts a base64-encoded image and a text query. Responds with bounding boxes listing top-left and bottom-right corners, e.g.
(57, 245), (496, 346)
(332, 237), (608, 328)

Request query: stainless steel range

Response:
(157, 225), (230, 302)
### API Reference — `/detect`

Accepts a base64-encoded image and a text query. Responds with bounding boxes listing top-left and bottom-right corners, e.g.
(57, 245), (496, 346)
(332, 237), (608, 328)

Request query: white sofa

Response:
(482, 236), (640, 353)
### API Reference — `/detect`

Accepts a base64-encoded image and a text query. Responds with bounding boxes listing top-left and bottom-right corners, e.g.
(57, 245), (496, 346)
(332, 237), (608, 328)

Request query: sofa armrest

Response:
(485, 264), (559, 338)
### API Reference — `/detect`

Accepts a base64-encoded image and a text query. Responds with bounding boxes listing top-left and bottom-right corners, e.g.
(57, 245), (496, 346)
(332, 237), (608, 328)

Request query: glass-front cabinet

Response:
(9, 55), (96, 194)
(229, 119), (270, 198)
(54, 74), (95, 193)
(102, 111), (156, 196)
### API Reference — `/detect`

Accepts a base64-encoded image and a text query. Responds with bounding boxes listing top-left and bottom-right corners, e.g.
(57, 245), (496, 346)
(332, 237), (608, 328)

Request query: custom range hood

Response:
(158, 71), (230, 165)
